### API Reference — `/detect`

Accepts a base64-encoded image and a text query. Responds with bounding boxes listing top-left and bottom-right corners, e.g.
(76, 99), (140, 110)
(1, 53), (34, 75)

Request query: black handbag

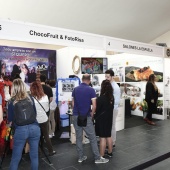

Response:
(74, 89), (90, 127)
(77, 115), (87, 127)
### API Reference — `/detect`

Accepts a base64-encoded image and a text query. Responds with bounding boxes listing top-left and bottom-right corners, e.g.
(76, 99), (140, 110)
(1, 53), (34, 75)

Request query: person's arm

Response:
(7, 100), (14, 123)
(49, 97), (53, 103)
(72, 98), (74, 108)
(49, 87), (53, 103)
(91, 98), (96, 117)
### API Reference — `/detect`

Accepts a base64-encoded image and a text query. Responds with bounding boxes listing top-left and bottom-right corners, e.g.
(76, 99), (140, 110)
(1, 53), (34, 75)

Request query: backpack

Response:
(13, 97), (36, 126)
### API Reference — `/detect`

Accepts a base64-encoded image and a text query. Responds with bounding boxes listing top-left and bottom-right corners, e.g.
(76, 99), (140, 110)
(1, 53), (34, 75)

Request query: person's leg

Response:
(39, 121), (53, 154)
(83, 117), (101, 160)
(146, 101), (152, 121)
(49, 110), (52, 136)
(9, 126), (28, 170)
(106, 137), (113, 154)
(28, 124), (40, 170)
(50, 109), (56, 135)
(111, 109), (118, 145)
(99, 138), (106, 157)
(72, 116), (84, 159)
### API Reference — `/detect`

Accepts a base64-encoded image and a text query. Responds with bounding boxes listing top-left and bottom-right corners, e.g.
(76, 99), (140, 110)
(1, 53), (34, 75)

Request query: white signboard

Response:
(106, 37), (164, 57)
(0, 19), (104, 49)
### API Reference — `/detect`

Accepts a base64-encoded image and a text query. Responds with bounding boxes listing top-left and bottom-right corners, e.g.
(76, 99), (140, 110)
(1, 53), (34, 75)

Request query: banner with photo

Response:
(0, 45), (56, 83)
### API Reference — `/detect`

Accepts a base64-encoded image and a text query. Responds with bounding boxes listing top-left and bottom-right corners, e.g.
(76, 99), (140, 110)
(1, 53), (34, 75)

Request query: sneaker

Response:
(106, 151), (113, 158)
(78, 156), (87, 163)
(52, 133), (55, 137)
(49, 150), (56, 156)
(95, 157), (109, 164)
(49, 135), (53, 138)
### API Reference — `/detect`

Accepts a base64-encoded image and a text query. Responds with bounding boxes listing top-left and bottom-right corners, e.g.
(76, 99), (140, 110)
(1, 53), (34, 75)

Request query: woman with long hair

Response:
(20, 63), (29, 83)
(145, 74), (158, 125)
(95, 80), (114, 157)
(8, 79), (40, 170)
(30, 81), (56, 156)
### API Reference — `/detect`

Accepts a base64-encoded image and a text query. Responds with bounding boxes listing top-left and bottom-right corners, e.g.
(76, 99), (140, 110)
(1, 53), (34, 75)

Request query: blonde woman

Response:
(8, 79), (40, 170)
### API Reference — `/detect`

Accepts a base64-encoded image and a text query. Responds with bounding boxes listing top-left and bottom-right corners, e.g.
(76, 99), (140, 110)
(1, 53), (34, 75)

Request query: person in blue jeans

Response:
(8, 79), (40, 170)
(72, 74), (109, 164)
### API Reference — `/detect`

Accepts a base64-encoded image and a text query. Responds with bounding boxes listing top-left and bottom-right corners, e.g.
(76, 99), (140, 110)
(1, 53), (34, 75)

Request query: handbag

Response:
(77, 114), (87, 127)
(74, 89), (90, 127)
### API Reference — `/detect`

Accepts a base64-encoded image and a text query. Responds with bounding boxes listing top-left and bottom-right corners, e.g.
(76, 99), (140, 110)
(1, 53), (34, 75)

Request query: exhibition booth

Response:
(0, 19), (169, 132)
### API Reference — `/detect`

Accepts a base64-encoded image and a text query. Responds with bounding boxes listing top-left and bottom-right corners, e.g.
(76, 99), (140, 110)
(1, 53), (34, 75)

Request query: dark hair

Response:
(46, 79), (50, 85)
(105, 69), (114, 76)
(100, 80), (113, 104)
(148, 74), (155, 82)
(49, 80), (56, 87)
(82, 74), (91, 81)
(23, 64), (30, 74)
(40, 74), (47, 82)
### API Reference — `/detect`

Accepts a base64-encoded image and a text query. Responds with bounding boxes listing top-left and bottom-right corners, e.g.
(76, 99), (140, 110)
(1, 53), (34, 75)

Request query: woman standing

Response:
(145, 74), (158, 125)
(95, 80), (114, 157)
(30, 81), (56, 156)
(8, 79), (40, 170)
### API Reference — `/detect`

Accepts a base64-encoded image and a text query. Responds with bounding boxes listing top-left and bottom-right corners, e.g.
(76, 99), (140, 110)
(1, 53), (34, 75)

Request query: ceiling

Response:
(0, 0), (170, 43)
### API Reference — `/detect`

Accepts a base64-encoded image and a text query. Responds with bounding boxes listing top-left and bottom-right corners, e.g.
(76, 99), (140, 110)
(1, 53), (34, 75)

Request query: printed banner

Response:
(0, 45), (56, 83)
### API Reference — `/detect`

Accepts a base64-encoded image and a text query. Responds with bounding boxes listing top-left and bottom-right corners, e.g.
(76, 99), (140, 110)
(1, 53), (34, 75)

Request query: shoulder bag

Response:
(33, 96), (49, 116)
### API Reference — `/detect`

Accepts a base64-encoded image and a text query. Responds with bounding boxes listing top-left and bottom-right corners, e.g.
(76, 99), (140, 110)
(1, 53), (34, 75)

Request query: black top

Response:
(95, 95), (113, 137)
(11, 64), (21, 78)
(145, 82), (158, 102)
(42, 84), (53, 100)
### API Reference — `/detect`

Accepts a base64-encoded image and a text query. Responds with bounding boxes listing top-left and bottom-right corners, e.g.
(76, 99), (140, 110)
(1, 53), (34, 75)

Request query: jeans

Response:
(9, 124), (40, 170)
(73, 116), (100, 160)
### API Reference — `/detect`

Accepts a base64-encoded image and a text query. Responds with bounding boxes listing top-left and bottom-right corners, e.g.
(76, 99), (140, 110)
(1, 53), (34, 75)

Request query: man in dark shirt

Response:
(72, 74), (109, 164)
(11, 60), (21, 79)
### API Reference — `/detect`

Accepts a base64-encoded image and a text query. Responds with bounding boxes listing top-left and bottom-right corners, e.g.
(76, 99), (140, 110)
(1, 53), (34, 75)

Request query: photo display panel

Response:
(81, 57), (108, 74)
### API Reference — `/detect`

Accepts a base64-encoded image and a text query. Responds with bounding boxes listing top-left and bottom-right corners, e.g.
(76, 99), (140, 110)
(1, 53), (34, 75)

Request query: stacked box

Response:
(60, 114), (69, 127)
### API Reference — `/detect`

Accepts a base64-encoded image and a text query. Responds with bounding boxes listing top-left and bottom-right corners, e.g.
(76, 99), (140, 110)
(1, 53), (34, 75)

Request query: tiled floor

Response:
(2, 119), (170, 170)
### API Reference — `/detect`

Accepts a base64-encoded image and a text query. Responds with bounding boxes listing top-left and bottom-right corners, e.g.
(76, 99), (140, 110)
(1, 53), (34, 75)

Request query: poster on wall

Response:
(125, 58), (163, 82)
(0, 45), (56, 83)
(57, 78), (80, 102)
(120, 83), (141, 98)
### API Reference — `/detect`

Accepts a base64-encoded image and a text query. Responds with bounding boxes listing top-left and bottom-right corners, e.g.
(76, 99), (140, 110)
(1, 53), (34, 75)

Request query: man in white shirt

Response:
(105, 70), (121, 147)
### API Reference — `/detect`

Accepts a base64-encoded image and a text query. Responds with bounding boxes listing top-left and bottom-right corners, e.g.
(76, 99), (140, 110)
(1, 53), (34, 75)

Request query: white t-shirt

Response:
(34, 95), (49, 123)
(50, 88), (57, 110)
